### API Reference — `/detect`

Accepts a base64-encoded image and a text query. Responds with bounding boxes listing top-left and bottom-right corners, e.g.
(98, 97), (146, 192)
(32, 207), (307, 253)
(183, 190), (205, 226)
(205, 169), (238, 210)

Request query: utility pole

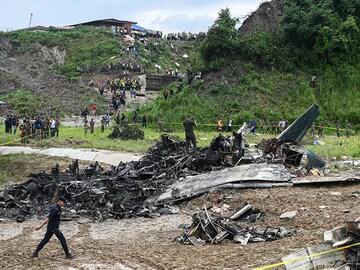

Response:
(28, 13), (33, 29)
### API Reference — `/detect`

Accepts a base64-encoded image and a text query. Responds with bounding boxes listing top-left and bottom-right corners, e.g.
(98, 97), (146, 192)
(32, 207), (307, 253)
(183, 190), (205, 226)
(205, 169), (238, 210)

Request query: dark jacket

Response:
(47, 203), (61, 229)
(183, 119), (196, 134)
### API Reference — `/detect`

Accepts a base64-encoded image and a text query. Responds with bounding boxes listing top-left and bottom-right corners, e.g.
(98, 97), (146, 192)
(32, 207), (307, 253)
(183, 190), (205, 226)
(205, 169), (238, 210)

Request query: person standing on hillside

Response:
(50, 118), (56, 137)
(249, 119), (256, 133)
(318, 121), (325, 137)
(32, 196), (75, 259)
(163, 90), (169, 100)
(345, 121), (351, 138)
(142, 115), (147, 128)
(310, 75), (316, 88)
(91, 104), (97, 116)
(90, 118), (95, 134)
(55, 118), (60, 138)
(183, 115), (197, 154)
(216, 118), (223, 132)
(84, 120), (89, 136)
(157, 117), (164, 131)
(335, 121), (341, 137)
(227, 119), (233, 132)
(101, 117), (106, 132)
(34, 117), (43, 140)
(12, 116), (19, 134)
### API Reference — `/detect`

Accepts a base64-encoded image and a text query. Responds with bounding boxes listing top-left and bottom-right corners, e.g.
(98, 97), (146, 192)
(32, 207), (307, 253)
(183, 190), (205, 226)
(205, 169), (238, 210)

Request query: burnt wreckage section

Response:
(0, 104), (325, 223)
(175, 205), (292, 246)
(0, 135), (240, 222)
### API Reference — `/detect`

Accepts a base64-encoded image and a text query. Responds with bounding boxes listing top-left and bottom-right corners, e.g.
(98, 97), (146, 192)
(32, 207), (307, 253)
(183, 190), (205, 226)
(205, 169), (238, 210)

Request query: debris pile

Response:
(108, 126), (144, 140)
(175, 205), (292, 246)
(0, 104), (329, 223)
(0, 135), (238, 222)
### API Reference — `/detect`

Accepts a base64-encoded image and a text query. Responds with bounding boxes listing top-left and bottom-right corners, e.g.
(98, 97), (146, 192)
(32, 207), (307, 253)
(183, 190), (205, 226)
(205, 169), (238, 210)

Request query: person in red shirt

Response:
(91, 104), (97, 116)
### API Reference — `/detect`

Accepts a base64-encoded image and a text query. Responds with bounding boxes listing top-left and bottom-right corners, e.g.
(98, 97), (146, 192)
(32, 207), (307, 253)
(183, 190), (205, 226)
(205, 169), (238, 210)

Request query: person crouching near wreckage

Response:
(183, 114), (197, 154)
(32, 195), (75, 259)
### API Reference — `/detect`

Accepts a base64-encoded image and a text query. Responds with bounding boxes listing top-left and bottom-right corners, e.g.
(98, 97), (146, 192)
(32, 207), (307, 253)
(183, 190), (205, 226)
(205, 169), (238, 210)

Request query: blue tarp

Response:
(131, 24), (149, 32)
(0, 100), (6, 105)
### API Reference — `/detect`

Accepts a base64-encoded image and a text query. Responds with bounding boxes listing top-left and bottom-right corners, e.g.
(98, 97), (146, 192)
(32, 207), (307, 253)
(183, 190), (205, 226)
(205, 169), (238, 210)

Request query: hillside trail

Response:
(77, 71), (160, 121)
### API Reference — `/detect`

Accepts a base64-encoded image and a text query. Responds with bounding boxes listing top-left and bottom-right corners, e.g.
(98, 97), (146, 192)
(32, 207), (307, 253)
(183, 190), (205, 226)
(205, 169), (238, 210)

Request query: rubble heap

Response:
(175, 205), (292, 246)
(0, 135), (237, 222)
(0, 104), (328, 223)
(108, 126), (145, 140)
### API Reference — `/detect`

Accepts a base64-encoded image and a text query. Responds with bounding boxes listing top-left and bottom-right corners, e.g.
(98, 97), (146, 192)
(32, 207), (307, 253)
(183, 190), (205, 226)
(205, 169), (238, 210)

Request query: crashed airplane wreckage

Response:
(157, 103), (326, 204)
(175, 205), (292, 246)
(0, 104), (329, 222)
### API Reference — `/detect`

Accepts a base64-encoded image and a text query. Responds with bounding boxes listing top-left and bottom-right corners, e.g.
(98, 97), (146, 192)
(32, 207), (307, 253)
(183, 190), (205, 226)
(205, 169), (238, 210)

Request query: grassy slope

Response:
(1, 28), (359, 128)
(1, 122), (359, 159)
(141, 62), (360, 131)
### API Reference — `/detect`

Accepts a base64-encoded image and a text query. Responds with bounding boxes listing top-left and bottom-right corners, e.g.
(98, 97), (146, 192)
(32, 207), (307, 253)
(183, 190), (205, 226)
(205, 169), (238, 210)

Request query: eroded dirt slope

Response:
(0, 36), (99, 115)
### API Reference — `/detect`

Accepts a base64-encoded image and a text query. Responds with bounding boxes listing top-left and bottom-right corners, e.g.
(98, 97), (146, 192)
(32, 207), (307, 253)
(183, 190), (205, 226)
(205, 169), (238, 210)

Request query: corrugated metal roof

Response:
(68, 18), (137, 27)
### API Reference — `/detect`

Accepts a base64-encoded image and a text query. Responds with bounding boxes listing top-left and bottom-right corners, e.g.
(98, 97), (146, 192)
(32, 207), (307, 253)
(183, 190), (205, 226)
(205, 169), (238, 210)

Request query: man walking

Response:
(183, 115), (197, 153)
(32, 196), (75, 259)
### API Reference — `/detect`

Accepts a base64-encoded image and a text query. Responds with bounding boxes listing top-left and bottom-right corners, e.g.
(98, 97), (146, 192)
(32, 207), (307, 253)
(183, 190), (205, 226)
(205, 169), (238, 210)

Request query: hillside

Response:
(141, 0), (360, 131)
(0, 28), (194, 117)
(0, 0), (359, 131)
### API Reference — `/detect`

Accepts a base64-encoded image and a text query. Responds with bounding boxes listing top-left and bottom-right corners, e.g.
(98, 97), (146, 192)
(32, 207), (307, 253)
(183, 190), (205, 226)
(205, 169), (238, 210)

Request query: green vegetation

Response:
(198, 8), (239, 70)
(1, 27), (123, 81)
(141, 64), (360, 131)
(1, 27), (192, 82)
(0, 90), (47, 116)
(188, 3), (360, 128)
(281, 0), (360, 65)
(0, 122), (219, 153)
(197, 1), (360, 70)
(1, 2), (359, 130)
(1, 121), (359, 159)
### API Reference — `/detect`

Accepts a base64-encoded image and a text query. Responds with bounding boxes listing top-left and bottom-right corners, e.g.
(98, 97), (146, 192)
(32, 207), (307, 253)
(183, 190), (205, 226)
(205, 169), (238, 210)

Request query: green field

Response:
(1, 122), (359, 159)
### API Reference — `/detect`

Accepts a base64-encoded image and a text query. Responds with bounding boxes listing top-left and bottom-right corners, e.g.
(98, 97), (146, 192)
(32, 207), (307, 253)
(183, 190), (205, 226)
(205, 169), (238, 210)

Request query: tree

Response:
(281, 0), (360, 62)
(199, 8), (239, 70)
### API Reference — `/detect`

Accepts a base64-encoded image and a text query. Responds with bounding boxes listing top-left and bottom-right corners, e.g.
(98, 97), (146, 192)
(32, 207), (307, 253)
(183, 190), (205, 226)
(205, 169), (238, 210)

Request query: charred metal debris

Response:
(108, 126), (144, 140)
(0, 104), (327, 223)
(175, 205), (292, 246)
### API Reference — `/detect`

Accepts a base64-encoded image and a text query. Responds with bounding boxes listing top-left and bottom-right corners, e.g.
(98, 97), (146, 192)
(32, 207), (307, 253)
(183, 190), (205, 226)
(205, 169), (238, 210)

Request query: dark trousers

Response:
(185, 133), (197, 153)
(35, 228), (69, 255)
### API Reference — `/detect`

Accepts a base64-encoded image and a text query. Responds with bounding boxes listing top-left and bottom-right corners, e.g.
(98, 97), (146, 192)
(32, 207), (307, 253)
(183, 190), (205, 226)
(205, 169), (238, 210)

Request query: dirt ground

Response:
(1, 169), (360, 270)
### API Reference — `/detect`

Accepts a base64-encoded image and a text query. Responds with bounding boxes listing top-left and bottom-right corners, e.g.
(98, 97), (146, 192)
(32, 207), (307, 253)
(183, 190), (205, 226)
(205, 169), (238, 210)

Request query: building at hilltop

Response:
(67, 18), (137, 33)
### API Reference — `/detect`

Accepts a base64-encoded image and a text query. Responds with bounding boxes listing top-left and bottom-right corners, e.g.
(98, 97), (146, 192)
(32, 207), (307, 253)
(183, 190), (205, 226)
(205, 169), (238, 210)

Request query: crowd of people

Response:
(117, 28), (163, 39)
(3, 114), (60, 143)
(117, 26), (206, 41)
(2, 111), (354, 149)
(211, 117), (353, 138)
(311, 120), (352, 138)
(77, 60), (143, 76)
(164, 31), (206, 41)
